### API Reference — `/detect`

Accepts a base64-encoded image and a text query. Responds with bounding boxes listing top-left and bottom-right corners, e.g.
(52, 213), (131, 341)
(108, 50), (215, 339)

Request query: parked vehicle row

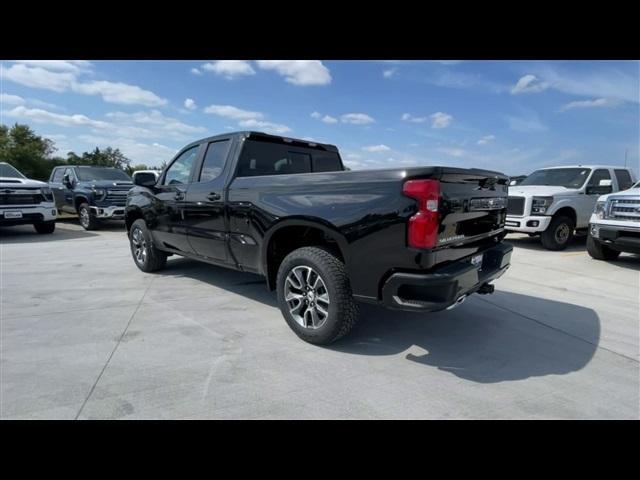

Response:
(2, 132), (637, 345)
(505, 165), (636, 250)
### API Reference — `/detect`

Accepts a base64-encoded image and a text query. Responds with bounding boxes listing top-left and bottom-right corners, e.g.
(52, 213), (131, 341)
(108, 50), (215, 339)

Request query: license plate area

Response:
(3, 211), (23, 219)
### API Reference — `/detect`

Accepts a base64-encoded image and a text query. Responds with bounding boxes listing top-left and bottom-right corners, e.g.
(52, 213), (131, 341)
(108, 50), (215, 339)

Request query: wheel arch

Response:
(262, 217), (349, 291)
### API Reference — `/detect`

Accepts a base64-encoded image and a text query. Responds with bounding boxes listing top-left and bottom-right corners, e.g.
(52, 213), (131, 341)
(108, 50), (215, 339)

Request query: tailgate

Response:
(435, 168), (509, 247)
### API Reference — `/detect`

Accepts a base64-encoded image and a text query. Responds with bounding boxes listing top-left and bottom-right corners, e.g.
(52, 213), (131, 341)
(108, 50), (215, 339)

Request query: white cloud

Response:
(311, 111), (322, 119)
(430, 112), (453, 128)
(1, 93), (26, 106)
(256, 60), (331, 86)
(184, 98), (197, 110)
(2, 62), (167, 107)
(191, 67), (202, 76)
(105, 110), (206, 137)
(237, 119), (291, 134)
(201, 60), (256, 79)
(528, 63), (639, 103)
(402, 113), (428, 123)
(73, 80), (167, 107)
(383, 68), (397, 78)
(321, 115), (338, 124)
(14, 60), (92, 73)
(2, 63), (76, 92)
(203, 104), (263, 121)
(438, 147), (468, 158)
(5, 106), (110, 129)
(203, 104), (290, 134)
(510, 74), (549, 94)
(477, 134), (496, 145)
(559, 97), (621, 112)
(362, 144), (391, 153)
(340, 113), (375, 125)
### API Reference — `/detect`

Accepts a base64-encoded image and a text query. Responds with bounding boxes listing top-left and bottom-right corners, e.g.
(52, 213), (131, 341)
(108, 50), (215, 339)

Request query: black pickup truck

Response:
(125, 131), (512, 344)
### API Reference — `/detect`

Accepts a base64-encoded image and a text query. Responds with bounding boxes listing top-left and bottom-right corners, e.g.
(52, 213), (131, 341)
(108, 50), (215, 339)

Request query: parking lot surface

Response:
(1, 220), (638, 419)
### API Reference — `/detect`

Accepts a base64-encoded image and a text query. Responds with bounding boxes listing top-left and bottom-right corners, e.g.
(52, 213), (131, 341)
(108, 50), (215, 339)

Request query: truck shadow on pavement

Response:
(161, 258), (601, 384)
(505, 233), (588, 252)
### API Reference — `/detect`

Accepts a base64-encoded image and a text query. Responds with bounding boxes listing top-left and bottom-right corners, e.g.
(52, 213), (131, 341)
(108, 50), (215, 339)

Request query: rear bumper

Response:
(0, 205), (57, 226)
(505, 215), (551, 233)
(381, 243), (512, 312)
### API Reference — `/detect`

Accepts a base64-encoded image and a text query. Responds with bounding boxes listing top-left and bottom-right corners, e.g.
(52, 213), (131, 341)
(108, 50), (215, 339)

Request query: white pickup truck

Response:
(505, 165), (637, 250)
(587, 180), (640, 260)
(0, 162), (57, 233)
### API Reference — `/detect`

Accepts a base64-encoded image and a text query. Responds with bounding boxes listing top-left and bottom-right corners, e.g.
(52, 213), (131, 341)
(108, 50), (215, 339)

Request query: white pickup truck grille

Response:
(607, 198), (640, 222)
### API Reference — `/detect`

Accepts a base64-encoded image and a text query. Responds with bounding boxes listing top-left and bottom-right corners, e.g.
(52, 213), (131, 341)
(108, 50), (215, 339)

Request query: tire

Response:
(78, 203), (99, 230)
(129, 218), (167, 272)
(33, 221), (56, 234)
(276, 246), (359, 345)
(540, 215), (575, 251)
(587, 235), (621, 261)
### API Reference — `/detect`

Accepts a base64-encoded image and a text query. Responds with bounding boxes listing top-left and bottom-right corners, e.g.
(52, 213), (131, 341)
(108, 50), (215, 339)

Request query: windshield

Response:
(0, 163), (26, 178)
(76, 167), (131, 181)
(519, 168), (591, 188)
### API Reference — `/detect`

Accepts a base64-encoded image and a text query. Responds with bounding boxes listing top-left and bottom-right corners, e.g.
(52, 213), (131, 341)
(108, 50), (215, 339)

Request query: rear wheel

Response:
(587, 235), (620, 261)
(33, 221), (55, 234)
(277, 246), (359, 345)
(129, 219), (167, 272)
(541, 215), (574, 250)
(78, 203), (99, 230)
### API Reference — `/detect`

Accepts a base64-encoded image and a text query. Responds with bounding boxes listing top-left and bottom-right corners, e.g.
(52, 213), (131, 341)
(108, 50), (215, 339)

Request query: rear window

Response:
(236, 139), (343, 177)
(614, 169), (633, 190)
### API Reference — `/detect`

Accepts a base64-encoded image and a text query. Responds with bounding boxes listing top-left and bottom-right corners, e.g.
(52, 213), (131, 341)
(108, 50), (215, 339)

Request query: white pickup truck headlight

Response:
(40, 186), (54, 201)
(532, 196), (553, 214)
(594, 201), (606, 219)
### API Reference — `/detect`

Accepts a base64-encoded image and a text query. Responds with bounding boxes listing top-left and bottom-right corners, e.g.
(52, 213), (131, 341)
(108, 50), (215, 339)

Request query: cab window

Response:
(163, 146), (199, 185)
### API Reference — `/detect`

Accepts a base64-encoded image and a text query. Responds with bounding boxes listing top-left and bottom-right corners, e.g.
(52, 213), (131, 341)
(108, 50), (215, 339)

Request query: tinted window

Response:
(313, 153), (342, 172)
(0, 163), (25, 178)
(76, 168), (131, 181)
(520, 168), (591, 188)
(237, 139), (342, 177)
(614, 169), (633, 190)
(164, 146), (199, 185)
(51, 168), (65, 182)
(199, 140), (230, 182)
(587, 169), (611, 187)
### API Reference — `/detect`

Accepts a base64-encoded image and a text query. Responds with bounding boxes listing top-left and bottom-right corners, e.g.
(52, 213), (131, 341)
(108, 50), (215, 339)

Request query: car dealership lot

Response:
(1, 221), (638, 419)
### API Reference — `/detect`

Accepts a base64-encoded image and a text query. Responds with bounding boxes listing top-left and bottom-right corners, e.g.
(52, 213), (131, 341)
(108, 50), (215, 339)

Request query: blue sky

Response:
(1, 60), (638, 175)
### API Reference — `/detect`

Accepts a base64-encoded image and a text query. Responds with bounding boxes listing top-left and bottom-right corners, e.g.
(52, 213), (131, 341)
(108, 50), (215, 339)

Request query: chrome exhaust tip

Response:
(446, 295), (467, 310)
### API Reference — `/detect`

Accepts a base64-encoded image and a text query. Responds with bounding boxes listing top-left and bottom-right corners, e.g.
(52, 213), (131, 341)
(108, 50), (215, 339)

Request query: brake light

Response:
(403, 179), (440, 249)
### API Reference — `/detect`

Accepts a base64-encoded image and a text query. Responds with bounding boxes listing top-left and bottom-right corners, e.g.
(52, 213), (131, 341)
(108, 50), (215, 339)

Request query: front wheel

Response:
(277, 246), (359, 345)
(33, 221), (56, 234)
(78, 203), (99, 230)
(587, 235), (621, 261)
(540, 215), (574, 251)
(129, 219), (167, 272)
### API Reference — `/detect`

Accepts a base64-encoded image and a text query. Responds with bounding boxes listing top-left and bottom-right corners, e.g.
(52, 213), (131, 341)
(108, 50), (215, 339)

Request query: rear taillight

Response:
(403, 179), (440, 249)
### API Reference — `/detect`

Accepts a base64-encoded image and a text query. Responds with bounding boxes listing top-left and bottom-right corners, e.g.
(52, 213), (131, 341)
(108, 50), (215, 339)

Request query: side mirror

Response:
(134, 172), (158, 187)
(62, 174), (74, 188)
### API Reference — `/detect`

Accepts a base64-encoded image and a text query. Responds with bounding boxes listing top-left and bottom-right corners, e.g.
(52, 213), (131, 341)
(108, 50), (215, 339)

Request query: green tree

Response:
(125, 163), (149, 175)
(77, 147), (131, 170)
(0, 123), (65, 180)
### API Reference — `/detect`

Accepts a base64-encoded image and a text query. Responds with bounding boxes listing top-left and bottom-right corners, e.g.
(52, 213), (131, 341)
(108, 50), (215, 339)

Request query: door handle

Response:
(206, 192), (221, 201)
(174, 192), (185, 201)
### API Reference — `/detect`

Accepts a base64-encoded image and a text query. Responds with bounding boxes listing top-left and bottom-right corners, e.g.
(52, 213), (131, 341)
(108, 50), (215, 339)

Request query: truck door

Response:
(152, 144), (201, 254)
(183, 139), (232, 263)
(50, 167), (67, 210)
